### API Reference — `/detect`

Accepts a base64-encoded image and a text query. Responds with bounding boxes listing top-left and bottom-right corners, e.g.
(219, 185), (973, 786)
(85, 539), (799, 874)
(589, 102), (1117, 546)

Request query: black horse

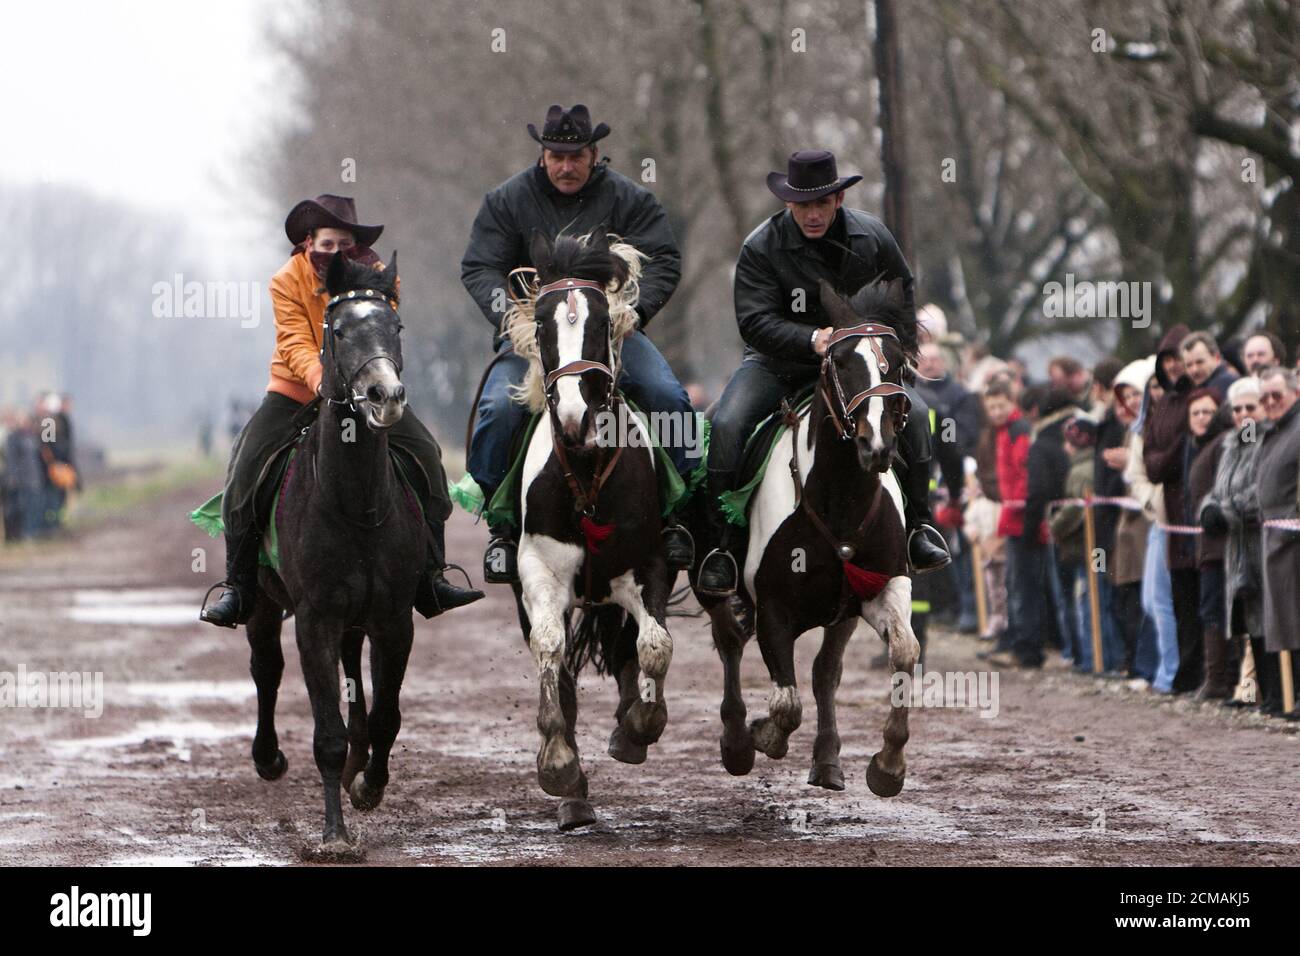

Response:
(244, 252), (425, 858)
(690, 278), (923, 797)
(507, 232), (674, 831)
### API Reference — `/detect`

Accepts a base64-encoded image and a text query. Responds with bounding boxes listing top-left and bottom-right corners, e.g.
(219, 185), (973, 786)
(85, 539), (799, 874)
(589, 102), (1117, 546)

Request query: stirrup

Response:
(907, 525), (951, 575)
(199, 580), (247, 627)
(697, 548), (739, 597)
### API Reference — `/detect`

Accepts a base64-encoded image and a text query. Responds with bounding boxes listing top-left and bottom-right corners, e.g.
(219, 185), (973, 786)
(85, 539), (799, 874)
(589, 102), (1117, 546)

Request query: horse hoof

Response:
(557, 798), (598, 832)
(608, 726), (648, 765)
(255, 750), (288, 781)
(621, 699), (667, 747)
(299, 835), (366, 864)
(808, 763), (846, 791)
(865, 754), (905, 797)
(349, 776), (385, 812)
(342, 746), (368, 789)
(537, 737), (582, 798)
(720, 732), (755, 776)
(749, 717), (789, 760)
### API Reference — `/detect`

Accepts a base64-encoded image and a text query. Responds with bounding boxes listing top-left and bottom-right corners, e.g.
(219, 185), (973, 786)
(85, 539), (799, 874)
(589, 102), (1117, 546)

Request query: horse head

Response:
(817, 277), (918, 473)
(528, 231), (630, 449)
(322, 251), (405, 431)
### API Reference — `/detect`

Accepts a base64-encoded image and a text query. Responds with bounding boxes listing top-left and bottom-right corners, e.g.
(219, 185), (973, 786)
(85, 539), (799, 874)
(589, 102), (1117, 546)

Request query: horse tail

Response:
(567, 604), (627, 677)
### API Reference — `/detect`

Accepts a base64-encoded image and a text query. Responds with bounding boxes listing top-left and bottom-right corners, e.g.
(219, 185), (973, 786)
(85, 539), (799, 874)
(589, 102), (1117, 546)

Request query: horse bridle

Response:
(820, 322), (911, 441)
(320, 289), (404, 411)
(534, 277), (619, 414)
(532, 276), (623, 517)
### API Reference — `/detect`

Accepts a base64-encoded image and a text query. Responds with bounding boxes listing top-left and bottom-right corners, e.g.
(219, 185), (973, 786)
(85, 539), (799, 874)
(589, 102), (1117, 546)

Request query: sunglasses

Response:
(1231, 404), (1258, 413)
(1261, 391), (1287, 404)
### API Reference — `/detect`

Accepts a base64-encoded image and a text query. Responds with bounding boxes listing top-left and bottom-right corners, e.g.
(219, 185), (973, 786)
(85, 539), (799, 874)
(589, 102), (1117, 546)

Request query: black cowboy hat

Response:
(527, 104), (611, 154)
(284, 194), (384, 248)
(766, 150), (863, 203)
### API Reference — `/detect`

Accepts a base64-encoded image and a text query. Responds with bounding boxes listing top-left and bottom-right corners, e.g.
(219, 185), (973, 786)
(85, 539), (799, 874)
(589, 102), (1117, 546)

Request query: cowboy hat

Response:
(527, 104), (611, 154)
(766, 150), (862, 203)
(284, 194), (384, 248)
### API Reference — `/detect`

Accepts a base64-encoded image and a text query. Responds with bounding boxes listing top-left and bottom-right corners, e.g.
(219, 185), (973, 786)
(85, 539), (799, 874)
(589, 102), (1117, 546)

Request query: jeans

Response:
(1076, 569), (1125, 672)
(1050, 548), (1080, 663)
(1008, 536), (1049, 666)
(468, 331), (694, 495)
(1140, 524), (1179, 693)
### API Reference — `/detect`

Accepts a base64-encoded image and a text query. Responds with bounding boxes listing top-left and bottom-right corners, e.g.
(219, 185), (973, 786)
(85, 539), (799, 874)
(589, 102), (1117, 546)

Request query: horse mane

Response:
(323, 255), (400, 306)
(844, 279), (919, 385)
(504, 233), (646, 412)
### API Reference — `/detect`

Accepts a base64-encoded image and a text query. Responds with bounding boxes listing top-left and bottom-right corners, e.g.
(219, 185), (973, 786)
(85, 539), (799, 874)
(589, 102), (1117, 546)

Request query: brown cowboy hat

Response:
(766, 150), (862, 203)
(527, 104), (611, 154)
(284, 194), (384, 247)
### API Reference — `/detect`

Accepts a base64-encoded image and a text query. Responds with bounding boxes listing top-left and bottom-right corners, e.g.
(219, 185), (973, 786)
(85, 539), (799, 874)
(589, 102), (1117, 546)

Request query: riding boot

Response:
(474, 482), (518, 584)
(697, 470), (741, 597)
(661, 516), (695, 570)
(1194, 625), (1234, 701)
(899, 440), (951, 575)
(414, 518), (484, 618)
(200, 528), (261, 628)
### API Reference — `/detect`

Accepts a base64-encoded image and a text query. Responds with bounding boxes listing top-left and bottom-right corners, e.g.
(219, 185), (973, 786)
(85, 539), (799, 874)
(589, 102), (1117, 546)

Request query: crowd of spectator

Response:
(917, 309), (1299, 719)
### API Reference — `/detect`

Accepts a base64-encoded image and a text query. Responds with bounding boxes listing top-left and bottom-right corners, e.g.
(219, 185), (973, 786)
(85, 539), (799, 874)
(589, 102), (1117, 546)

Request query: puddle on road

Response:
(123, 681), (255, 704)
(48, 718), (253, 763)
(64, 588), (204, 627)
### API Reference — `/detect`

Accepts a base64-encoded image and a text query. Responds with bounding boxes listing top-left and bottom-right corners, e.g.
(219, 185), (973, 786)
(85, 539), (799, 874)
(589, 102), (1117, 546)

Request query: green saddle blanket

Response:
(450, 398), (708, 528)
(717, 392), (815, 528)
(189, 445), (425, 572)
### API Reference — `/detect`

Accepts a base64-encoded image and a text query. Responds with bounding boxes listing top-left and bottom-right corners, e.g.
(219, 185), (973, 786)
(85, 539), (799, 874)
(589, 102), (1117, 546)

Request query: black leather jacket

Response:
(733, 207), (915, 377)
(460, 161), (682, 337)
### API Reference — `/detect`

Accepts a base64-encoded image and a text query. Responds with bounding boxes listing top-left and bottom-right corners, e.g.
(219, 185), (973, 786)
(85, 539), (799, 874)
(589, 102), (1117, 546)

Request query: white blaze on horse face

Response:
(549, 291), (592, 439)
(855, 339), (886, 452)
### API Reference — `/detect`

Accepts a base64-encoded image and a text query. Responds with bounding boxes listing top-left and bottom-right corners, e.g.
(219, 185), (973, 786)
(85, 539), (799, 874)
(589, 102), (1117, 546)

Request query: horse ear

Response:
(386, 249), (398, 280)
(587, 228), (611, 254)
(528, 230), (552, 273)
(325, 251), (349, 296)
(818, 278), (852, 328)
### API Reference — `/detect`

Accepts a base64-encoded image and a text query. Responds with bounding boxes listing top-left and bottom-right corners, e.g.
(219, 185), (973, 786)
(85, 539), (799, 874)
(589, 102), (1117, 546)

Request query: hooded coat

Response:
(1201, 418), (1266, 638)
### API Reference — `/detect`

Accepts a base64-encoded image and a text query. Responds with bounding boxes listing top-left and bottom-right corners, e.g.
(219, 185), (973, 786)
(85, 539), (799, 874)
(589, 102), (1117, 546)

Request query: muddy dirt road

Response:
(1, 478), (1297, 865)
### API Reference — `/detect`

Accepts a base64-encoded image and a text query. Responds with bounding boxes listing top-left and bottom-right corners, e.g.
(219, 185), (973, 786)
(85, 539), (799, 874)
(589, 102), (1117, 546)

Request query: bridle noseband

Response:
(820, 322), (910, 441)
(321, 289), (404, 411)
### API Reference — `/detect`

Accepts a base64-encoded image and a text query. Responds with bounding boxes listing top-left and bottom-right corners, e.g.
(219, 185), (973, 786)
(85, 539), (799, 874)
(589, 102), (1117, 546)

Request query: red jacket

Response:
(994, 409), (1033, 538)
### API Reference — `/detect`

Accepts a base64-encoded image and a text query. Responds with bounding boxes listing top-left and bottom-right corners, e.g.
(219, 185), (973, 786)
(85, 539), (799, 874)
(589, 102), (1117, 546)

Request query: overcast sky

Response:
(7, 0), (292, 252)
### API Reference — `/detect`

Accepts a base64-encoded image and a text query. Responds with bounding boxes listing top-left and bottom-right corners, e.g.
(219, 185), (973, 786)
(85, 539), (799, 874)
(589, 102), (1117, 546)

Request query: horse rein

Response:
(785, 322), (907, 566)
(533, 276), (624, 517)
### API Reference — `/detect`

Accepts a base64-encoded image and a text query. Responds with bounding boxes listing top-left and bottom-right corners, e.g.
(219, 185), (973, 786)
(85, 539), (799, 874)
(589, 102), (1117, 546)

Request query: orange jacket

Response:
(267, 251), (327, 404)
(265, 251), (396, 405)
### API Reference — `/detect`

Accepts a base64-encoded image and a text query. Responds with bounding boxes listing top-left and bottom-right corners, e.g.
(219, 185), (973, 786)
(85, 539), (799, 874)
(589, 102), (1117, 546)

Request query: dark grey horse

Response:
(244, 252), (425, 858)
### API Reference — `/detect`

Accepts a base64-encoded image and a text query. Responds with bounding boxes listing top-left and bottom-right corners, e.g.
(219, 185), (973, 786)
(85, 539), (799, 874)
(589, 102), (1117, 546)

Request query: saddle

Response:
(717, 384), (816, 527)
(449, 395), (701, 529)
(190, 428), (426, 571)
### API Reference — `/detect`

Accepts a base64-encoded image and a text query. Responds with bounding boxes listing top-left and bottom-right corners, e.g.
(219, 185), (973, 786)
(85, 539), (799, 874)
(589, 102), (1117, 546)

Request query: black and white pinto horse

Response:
(695, 278), (922, 797)
(246, 252), (425, 859)
(506, 231), (674, 830)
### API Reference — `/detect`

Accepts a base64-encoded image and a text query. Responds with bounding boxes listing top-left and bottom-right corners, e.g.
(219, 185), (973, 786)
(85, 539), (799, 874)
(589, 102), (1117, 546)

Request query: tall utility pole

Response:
(873, 0), (913, 265)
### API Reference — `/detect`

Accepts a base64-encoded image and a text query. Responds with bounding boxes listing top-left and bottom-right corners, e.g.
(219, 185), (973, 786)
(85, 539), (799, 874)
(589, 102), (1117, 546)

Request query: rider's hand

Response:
(812, 327), (833, 356)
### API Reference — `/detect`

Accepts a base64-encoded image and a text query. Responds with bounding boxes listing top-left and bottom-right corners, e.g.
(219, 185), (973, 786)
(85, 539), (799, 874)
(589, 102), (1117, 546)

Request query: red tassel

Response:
(579, 515), (615, 554)
(842, 561), (890, 600)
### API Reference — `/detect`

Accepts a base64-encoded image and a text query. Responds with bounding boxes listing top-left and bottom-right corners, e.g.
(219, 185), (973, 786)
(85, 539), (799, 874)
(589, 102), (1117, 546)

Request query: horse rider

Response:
(460, 103), (696, 582)
(695, 150), (953, 597)
(201, 194), (484, 627)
